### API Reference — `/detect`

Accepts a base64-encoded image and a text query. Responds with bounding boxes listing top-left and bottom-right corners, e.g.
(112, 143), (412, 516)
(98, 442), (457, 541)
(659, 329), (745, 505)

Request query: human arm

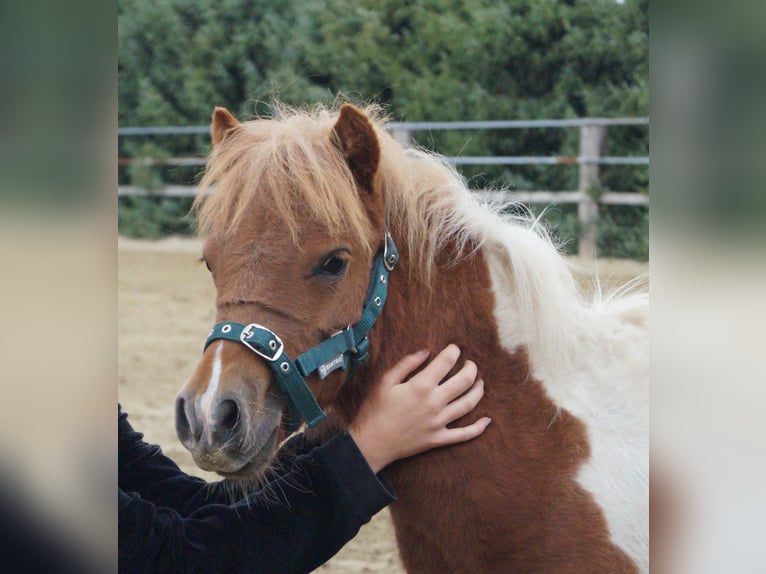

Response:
(118, 405), (314, 513)
(119, 427), (392, 574)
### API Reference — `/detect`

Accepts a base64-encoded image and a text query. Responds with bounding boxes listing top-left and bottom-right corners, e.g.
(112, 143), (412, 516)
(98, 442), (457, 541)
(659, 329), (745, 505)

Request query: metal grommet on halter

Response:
(383, 230), (398, 271)
(222, 325), (232, 334)
(269, 340), (278, 351)
(280, 362), (290, 372)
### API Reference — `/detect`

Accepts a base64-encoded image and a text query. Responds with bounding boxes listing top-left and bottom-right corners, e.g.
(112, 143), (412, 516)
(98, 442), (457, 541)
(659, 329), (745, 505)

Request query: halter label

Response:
(318, 354), (345, 379)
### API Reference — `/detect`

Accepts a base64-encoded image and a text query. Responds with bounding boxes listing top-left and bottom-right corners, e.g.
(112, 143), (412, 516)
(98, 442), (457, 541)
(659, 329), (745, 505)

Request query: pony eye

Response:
(204, 259), (212, 273)
(319, 255), (348, 276)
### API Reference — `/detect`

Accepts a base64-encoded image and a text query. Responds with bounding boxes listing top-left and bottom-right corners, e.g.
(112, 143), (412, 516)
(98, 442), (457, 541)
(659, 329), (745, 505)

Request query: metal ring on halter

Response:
(383, 230), (397, 271)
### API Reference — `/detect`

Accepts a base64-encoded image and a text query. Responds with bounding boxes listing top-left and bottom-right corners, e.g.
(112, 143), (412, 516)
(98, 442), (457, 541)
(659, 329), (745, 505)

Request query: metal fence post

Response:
(577, 124), (607, 259)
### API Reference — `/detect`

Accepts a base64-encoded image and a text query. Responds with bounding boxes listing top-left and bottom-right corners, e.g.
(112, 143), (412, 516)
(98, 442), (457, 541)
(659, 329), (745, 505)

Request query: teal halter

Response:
(203, 231), (399, 432)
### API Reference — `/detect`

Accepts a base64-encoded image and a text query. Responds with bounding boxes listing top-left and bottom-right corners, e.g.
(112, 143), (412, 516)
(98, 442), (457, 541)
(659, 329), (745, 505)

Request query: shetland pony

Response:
(175, 103), (648, 573)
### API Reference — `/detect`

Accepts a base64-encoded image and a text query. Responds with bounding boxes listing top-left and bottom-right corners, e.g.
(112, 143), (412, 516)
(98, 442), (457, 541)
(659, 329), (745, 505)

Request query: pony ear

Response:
(332, 103), (380, 192)
(211, 107), (240, 145)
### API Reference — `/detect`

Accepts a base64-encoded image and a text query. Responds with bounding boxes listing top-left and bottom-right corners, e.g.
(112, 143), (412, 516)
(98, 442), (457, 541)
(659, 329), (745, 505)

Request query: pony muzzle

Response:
(175, 382), (284, 475)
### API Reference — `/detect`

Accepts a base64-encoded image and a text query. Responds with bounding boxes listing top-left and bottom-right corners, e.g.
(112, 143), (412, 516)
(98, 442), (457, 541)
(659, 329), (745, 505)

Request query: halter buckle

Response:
(240, 323), (284, 362)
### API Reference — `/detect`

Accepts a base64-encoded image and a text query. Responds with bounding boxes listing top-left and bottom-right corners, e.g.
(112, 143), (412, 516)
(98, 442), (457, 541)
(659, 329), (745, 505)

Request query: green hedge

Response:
(118, 196), (197, 239)
(118, 0), (648, 258)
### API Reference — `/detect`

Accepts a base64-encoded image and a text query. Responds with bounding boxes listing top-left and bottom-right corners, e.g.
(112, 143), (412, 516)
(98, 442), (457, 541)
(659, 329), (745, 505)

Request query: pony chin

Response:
(214, 412), (284, 480)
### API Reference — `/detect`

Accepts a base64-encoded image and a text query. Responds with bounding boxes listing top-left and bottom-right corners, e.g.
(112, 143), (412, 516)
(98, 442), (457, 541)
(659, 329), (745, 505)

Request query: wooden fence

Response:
(118, 118), (648, 258)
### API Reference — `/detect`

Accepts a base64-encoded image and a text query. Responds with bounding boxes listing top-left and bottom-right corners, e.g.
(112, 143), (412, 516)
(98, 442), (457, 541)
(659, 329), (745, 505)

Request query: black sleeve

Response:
(118, 405), (396, 574)
(119, 405), (316, 512)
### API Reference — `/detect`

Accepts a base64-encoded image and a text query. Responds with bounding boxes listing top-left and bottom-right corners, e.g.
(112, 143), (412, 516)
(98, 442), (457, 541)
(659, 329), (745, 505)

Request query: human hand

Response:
(349, 344), (491, 473)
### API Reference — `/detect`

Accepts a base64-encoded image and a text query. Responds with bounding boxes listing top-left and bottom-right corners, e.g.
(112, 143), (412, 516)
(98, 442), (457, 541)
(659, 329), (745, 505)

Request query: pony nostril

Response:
(215, 399), (240, 433)
(175, 395), (202, 444)
(175, 396), (192, 443)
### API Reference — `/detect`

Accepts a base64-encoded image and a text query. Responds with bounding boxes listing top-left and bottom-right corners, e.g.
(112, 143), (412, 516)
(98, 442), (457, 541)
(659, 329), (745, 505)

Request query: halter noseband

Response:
(203, 231), (399, 432)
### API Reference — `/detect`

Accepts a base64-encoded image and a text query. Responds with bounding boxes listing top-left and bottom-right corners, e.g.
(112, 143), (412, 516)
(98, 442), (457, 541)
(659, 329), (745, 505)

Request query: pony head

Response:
(175, 104), (390, 478)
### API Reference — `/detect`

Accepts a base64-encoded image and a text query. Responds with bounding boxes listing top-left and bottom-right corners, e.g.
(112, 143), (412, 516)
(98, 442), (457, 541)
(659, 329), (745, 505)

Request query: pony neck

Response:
(336, 233), (511, 423)
(335, 205), (592, 425)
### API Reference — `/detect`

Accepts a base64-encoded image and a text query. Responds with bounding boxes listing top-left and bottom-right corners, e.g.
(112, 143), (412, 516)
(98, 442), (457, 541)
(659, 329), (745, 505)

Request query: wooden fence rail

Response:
(118, 118), (648, 258)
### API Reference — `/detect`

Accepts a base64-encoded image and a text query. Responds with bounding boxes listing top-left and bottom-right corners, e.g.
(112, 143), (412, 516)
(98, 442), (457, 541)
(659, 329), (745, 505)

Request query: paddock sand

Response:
(118, 235), (647, 573)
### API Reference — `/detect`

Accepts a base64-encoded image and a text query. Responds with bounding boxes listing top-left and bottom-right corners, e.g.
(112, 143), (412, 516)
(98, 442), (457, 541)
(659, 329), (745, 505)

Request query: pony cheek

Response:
(309, 369), (349, 410)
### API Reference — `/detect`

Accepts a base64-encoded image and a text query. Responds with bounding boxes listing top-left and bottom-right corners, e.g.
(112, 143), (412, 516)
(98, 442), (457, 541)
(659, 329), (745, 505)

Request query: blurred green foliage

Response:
(118, 0), (648, 258)
(118, 196), (196, 239)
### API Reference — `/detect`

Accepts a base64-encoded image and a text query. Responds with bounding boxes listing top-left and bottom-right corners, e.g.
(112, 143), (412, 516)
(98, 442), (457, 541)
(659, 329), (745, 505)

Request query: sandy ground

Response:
(118, 235), (647, 573)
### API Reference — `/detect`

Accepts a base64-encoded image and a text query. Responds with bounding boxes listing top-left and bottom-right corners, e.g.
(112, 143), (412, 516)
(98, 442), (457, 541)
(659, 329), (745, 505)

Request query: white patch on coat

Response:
(482, 230), (649, 574)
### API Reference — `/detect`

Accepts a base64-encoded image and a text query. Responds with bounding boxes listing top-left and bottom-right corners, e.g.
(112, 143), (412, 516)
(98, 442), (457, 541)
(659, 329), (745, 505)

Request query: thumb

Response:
(382, 349), (431, 387)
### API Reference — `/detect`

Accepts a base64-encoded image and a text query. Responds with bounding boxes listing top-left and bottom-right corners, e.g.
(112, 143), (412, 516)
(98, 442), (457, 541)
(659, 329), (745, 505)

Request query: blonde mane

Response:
(194, 103), (644, 377)
(194, 103), (485, 270)
(195, 104), (375, 255)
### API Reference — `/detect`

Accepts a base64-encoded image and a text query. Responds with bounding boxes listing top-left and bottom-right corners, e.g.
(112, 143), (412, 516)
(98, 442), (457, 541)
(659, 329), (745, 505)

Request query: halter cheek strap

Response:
(203, 231), (399, 432)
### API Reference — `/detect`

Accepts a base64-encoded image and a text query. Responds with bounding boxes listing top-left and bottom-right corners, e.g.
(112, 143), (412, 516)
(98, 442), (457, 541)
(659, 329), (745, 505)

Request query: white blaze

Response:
(199, 341), (224, 442)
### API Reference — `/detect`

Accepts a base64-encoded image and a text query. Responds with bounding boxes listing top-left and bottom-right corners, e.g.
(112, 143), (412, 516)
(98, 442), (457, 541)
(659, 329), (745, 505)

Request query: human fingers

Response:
(440, 379), (485, 425)
(380, 349), (431, 387)
(437, 359), (478, 402)
(415, 344), (461, 385)
(432, 417), (492, 447)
